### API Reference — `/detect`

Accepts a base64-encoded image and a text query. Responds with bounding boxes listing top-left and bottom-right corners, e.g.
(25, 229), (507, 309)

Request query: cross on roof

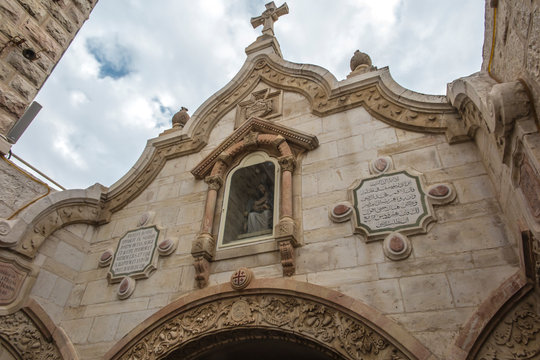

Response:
(251, 2), (289, 37)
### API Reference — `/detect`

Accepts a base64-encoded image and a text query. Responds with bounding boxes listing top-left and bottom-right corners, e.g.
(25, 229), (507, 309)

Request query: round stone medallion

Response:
(427, 183), (455, 204)
(370, 156), (392, 174)
(389, 236), (405, 253)
(117, 277), (136, 300)
(157, 238), (176, 256)
(329, 202), (353, 223)
(429, 184), (450, 198)
(138, 212), (150, 227)
(230, 267), (253, 290)
(98, 249), (114, 267)
(383, 232), (412, 261)
(230, 299), (252, 323)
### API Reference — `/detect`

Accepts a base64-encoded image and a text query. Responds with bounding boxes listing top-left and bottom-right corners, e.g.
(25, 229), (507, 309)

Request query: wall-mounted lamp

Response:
(22, 48), (41, 61)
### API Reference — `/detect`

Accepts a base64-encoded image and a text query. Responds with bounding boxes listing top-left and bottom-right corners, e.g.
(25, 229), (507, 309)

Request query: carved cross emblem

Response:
(251, 2), (289, 36)
(230, 267), (253, 290)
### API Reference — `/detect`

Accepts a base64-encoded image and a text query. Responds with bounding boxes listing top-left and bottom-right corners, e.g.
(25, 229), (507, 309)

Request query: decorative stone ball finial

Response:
(350, 50), (372, 72)
(172, 106), (190, 129)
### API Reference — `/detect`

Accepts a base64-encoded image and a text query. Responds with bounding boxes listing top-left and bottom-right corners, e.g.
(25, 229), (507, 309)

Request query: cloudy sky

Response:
(12, 0), (485, 190)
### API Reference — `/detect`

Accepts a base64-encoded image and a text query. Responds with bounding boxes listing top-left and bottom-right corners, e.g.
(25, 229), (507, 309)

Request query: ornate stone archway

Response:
(105, 279), (433, 360)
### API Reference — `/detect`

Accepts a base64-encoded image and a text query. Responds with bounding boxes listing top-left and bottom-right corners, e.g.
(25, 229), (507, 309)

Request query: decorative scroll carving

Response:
(193, 256), (210, 289)
(476, 292), (540, 360)
(0, 309), (62, 359)
(116, 294), (409, 360)
(457, 99), (484, 139)
(103, 54), (453, 214)
(278, 240), (295, 276)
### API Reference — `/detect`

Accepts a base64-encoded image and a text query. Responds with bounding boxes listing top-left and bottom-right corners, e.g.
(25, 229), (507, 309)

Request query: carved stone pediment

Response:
(99, 52), (459, 216)
(235, 88), (282, 128)
(191, 117), (318, 180)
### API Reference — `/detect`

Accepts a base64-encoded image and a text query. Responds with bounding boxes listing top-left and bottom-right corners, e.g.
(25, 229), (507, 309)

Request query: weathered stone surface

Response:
(88, 314), (121, 343)
(0, 1), (24, 24)
(16, 0), (47, 23)
(400, 274), (454, 312)
(6, 51), (46, 86)
(9, 75), (36, 100)
(45, 18), (69, 46)
(339, 279), (403, 313)
(0, 89), (26, 117)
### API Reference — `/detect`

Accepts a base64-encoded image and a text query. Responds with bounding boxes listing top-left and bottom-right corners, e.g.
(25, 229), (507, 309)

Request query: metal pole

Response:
(9, 152), (66, 190)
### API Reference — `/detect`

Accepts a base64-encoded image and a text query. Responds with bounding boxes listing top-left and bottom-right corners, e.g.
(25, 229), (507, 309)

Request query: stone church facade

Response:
(0, 1), (539, 359)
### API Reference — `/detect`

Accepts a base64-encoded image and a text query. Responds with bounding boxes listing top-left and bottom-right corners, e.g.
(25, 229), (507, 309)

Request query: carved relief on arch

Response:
(105, 280), (433, 360)
(0, 299), (78, 359)
(13, 201), (102, 259)
(0, 187), (105, 259)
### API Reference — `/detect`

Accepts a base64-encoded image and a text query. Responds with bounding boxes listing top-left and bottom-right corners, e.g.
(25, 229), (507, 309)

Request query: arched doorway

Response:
(163, 328), (344, 360)
(106, 279), (433, 360)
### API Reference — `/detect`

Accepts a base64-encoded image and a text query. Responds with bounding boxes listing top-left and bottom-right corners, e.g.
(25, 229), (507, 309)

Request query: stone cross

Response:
(251, 2), (289, 36)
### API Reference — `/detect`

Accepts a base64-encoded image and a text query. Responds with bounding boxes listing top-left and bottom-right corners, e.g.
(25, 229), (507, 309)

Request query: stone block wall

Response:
(0, 0), (97, 135)
(51, 86), (522, 359)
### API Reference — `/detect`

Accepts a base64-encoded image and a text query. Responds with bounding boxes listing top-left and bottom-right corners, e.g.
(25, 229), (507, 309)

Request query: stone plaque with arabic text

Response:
(350, 170), (434, 240)
(109, 226), (160, 282)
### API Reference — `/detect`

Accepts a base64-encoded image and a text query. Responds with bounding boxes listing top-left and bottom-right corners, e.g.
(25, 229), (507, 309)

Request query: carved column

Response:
(191, 174), (223, 288)
(276, 155), (297, 276)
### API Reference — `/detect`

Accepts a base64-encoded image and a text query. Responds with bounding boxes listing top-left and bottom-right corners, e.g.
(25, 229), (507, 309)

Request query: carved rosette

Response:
(117, 294), (409, 360)
(475, 292), (540, 360)
(0, 310), (62, 359)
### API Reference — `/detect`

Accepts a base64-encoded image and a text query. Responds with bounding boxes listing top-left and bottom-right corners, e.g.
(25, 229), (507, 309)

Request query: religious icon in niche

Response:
(220, 157), (277, 247)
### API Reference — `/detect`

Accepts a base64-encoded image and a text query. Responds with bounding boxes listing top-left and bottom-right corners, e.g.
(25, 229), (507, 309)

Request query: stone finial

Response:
(172, 107), (190, 128)
(251, 2), (289, 37)
(350, 50), (372, 71)
(348, 50), (376, 78)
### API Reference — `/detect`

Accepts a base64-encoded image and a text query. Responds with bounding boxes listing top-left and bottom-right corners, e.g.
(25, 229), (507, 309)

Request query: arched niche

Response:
(105, 279), (433, 360)
(190, 117), (318, 287)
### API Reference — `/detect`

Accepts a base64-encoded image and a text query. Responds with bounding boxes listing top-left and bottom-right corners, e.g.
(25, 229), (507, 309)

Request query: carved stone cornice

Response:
(114, 293), (409, 360)
(191, 117), (318, 179)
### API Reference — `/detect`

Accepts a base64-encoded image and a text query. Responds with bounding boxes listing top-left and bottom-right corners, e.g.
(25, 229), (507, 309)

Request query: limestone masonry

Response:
(0, 1), (539, 359)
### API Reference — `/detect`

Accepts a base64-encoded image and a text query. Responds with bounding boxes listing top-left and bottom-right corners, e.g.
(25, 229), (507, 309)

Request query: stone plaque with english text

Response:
(109, 226), (160, 282)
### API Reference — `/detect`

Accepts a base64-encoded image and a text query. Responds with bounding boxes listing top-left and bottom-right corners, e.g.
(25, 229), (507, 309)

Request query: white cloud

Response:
(11, 1), (485, 190)
(69, 91), (89, 106)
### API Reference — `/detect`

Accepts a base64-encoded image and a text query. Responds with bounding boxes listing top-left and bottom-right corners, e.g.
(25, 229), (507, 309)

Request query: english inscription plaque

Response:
(109, 226), (160, 282)
(350, 170), (434, 240)
(0, 262), (26, 305)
